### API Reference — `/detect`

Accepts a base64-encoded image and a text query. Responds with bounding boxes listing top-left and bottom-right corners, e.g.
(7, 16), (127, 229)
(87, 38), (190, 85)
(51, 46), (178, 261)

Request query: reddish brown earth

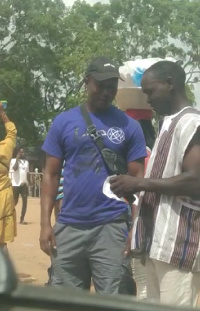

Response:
(8, 197), (49, 285)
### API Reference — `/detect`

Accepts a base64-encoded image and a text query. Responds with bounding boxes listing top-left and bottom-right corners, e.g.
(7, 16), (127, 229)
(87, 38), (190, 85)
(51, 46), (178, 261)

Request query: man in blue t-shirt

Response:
(40, 56), (147, 294)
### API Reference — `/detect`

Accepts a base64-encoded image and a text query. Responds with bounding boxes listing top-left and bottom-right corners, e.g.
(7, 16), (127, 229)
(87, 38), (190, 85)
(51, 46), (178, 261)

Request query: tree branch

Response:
(0, 38), (15, 51)
(183, 55), (192, 69)
(186, 70), (200, 75)
(2, 79), (17, 93)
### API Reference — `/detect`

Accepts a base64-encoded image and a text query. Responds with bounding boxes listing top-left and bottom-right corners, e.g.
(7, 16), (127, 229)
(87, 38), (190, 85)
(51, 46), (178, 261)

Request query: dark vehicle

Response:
(0, 249), (194, 311)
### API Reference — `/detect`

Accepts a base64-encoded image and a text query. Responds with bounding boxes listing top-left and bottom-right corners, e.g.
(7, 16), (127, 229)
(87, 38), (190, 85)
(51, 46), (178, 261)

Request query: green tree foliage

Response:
(0, 0), (199, 144)
(0, 0), (66, 142)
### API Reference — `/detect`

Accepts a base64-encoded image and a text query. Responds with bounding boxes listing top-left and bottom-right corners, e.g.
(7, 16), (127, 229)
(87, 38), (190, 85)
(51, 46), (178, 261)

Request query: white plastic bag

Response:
(116, 57), (176, 110)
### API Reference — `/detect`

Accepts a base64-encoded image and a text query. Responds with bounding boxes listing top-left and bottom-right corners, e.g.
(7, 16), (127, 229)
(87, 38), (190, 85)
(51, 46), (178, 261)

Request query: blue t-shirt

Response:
(42, 105), (147, 226)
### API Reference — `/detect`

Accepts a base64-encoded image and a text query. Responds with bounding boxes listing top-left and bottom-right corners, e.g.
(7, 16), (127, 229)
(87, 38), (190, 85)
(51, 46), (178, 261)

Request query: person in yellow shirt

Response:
(0, 102), (17, 249)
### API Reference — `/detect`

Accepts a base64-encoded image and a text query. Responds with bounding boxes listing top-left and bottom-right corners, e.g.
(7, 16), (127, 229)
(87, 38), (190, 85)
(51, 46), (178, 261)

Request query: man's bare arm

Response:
(13, 156), (19, 171)
(40, 154), (62, 255)
(128, 158), (145, 178)
(110, 130), (200, 199)
(40, 154), (62, 226)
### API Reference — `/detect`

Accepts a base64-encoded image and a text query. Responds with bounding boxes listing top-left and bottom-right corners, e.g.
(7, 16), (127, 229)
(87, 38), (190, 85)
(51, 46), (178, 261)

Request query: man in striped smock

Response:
(110, 61), (200, 306)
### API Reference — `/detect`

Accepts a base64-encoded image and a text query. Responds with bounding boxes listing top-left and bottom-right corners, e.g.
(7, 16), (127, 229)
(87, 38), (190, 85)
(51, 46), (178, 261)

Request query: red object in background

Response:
(125, 109), (152, 173)
(125, 109), (153, 120)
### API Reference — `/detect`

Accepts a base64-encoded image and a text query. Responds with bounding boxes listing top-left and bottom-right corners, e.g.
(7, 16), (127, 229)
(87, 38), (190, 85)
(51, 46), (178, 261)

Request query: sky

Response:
(63, 0), (200, 106)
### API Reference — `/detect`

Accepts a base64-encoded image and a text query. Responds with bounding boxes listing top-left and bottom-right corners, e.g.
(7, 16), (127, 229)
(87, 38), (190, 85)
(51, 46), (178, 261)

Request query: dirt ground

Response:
(8, 197), (49, 285)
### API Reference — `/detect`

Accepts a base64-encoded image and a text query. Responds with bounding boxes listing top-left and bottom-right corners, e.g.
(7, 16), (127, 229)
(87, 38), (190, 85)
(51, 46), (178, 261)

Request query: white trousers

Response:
(146, 258), (200, 307)
(132, 258), (147, 300)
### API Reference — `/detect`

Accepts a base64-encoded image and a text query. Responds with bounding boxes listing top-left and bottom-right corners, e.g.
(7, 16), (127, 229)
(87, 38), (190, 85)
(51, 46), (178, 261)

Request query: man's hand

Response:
(0, 102), (9, 123)
(16, 151), (21, 160)
(40, 225), (56, 256)
(110, 175), (142, 198)
(124, 229), (132, 257)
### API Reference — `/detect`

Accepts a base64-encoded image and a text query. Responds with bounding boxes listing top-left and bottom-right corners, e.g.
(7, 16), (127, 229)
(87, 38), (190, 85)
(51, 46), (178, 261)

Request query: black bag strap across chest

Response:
(80, 104), (127, 176)
(80, 104), (105, 151)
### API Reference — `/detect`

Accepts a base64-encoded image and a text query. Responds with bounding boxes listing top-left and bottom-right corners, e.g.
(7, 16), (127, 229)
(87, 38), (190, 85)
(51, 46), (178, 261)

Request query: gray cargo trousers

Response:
(48, 220), (128, 294)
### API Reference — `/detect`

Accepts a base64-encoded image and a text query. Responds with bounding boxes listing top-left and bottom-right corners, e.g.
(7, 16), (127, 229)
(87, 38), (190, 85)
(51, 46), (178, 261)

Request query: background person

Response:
(10, 148), (31, 225)
(0, 102), (17, 249)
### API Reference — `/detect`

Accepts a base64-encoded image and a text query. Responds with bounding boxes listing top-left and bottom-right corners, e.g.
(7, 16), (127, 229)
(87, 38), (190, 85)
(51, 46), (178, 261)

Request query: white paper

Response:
(103, 176), (126, 202)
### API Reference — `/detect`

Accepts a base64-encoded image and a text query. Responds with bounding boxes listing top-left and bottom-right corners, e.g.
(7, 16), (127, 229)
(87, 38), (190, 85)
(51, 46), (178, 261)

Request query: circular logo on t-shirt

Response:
(107, 127), (125, 144)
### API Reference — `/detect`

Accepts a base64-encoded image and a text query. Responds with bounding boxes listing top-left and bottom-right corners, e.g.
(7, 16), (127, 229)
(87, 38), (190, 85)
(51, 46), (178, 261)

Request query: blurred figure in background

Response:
(0, 102), (17, 249)
(54, 162), (64, 220)
(125, 109), (155, 165)
(10, 148), (30, 225)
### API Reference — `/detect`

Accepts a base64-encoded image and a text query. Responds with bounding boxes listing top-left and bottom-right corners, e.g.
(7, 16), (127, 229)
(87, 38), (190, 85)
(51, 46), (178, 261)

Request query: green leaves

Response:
(0, 0), (199, 145)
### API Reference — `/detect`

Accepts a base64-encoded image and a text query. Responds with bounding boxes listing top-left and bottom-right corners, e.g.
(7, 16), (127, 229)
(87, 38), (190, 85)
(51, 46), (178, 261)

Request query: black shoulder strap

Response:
(80, 104), (105, 150)
(80, 104), (93, 128)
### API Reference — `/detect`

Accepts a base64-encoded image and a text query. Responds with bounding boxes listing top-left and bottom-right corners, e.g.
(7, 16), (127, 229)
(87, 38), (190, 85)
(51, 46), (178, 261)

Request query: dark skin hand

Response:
(0, 102), (10, 123)
(110, 129), (200, 200)
(124, 159), (144, 204)
(40, 154), (62, 256)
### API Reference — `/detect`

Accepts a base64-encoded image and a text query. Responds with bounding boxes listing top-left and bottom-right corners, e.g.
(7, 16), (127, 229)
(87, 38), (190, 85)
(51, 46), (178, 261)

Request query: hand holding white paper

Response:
(103, 176), (126, 202)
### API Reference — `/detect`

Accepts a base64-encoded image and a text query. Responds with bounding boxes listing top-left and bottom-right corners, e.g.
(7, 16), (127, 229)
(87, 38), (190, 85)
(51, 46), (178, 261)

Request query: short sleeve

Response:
(177, 115), (200, 163)
(42, 115), (64, 159)
(126, 119), (147, 163)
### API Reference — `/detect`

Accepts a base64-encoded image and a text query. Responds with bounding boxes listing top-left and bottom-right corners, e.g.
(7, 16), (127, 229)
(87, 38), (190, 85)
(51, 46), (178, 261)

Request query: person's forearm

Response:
(40, 172), (60, 227)
(139, 171), (200, 198)
(4, 122), (17, 140)
(13, 159), (19, 171)
(0, 111), (10, 123)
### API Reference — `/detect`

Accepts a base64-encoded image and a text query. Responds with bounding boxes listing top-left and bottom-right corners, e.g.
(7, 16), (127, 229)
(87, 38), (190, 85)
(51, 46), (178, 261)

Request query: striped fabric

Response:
(55, 163), (64, 201)
(131, 107), (200, 272)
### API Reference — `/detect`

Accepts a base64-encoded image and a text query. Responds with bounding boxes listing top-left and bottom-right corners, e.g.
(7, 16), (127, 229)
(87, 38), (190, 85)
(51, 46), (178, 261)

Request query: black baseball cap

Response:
(86, 56), (123, 81)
